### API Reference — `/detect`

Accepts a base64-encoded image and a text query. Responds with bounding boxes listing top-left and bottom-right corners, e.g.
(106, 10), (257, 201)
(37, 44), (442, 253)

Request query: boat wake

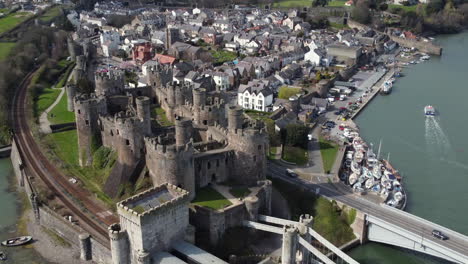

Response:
(425, 117), (453, 158)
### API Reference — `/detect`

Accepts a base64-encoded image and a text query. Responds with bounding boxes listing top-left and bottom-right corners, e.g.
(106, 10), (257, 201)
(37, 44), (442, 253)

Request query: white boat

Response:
(363, 167), (373, 179)
(348, 173), (358, 185)
(372, 166), (382, 179)
(394, 191), (404, 201)
(351, 160), (361, 174)
(365, 178), (375, 189)
(424, 105), (435, 116)
(380, 80), (392, 95)
(354, 151), (364, 163)
(421, 55), (430, 61)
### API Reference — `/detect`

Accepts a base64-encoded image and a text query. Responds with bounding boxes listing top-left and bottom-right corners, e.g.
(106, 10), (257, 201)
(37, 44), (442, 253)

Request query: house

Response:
(311, 97), (329, 113)
(238, 80), (274, 112)
(154, 54), (177, 65)
(168, 42), (206, 62)
(400, 31), (417, 40)
(384, 40), (397, 52)
(100, 30), (121, 57)
(132, 42), (153, 65)
(275, 111), (298, 132)
(304, 48), (323, 66)
(211, 71), (230, 90)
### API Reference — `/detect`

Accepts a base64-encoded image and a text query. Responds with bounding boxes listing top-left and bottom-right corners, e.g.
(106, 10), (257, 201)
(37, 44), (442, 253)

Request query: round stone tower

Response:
(74, 94), (106, 166)
(244, 196), (259, 221)
(108, 223), (129, 264)
(136, 96), (151, 136)
(145, 137), (195, 200)
(228, 105), (244, 131)
(78, 233), (91, 261)
(193, 88), (206, 107)
(175, 117), (192, 147)
(66, 84), (76, 112)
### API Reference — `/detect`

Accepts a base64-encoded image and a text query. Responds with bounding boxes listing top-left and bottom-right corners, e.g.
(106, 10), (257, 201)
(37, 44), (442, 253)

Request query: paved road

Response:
(267, 162), (468, 259)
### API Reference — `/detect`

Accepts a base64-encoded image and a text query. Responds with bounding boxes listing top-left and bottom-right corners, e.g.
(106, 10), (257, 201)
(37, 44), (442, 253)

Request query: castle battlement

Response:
(74, 93), (103, 104)
(95, 70), (124, 82)
(117, 183), (190, 219)
(145, 136), (192, 155)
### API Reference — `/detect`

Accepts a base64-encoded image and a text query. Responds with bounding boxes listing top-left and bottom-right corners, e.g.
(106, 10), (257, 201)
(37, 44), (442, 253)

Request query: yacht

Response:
(424, 105), (436, 116)
(380, 80), (392, 95)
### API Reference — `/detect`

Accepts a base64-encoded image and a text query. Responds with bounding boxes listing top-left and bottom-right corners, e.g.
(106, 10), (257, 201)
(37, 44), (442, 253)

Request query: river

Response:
(0, 158), (49, 263)
(350, 32), (468, 263)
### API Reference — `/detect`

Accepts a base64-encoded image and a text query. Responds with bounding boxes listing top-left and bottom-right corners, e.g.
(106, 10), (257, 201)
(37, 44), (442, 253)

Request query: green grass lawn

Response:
(273, 0), (312, 8)
(388, 4), (420, 12)
(35, 88), (61, 117)
(39, 6), (61, 22)
(278, 86), (302, 99)
(154, 107), (173, 126)
(282, 146), (308, 165)
(0, 12), (31, 35)
(0, 42), (15, 60)
(210, 50), (237, 64)
(319, 137), (339, 173)
(268, 146), (278, 160)
(43, 130), (116, 207)
(329, 22), (350, 29)
(192, 186), (232, 210)
(328, 0), (347, 6)
(56, 62), (74, 88)
(229, 187), (251, 199)
(49, 91), (75, 124)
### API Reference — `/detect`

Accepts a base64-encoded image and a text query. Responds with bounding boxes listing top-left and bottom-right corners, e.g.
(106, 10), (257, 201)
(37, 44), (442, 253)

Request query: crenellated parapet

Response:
(95, 70), (125, 97)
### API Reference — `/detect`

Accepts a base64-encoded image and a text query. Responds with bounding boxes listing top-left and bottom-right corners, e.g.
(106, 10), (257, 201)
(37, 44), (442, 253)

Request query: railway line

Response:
(10, 67), (117, 247)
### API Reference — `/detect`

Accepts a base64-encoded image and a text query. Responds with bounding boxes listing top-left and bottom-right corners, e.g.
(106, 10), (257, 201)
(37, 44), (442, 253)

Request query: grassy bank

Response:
(39, 6), (61, 23)
(210, 49), (237, 64)
(278, 86), (302, 99)
(328, 0), (347, 6)
(192, 186), (232, 210)
(49, 91), (75, 124)
(0, 11), (31, 35)
(42, 130), (116, 207)
(269, 176), (355, 246)
(229, 187), (250, 198)
(319, 136), (339, 173)
(35, 88), (61, 116)
(273, 0), (312, 8)
(282, 146), (308, 165)
(0, 42), (16, 60)
(154, 107), (173, 126)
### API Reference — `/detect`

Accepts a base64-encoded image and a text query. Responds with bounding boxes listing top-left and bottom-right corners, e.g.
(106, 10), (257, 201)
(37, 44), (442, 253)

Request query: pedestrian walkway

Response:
(211, 184), (244, 206)
(39, 87), (64, 134)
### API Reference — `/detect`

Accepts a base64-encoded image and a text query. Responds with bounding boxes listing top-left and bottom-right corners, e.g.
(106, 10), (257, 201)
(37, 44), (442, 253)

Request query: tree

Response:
(285, 124), (309, 148)
(351, 0), (372, 24)
(379, 3), (388, 11)
(313, 0), (329, 7)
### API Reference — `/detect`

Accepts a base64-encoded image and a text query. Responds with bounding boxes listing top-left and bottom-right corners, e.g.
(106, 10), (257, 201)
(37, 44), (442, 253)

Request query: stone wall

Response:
(10, 139), (112, 263)
(388, 35), (442, 55)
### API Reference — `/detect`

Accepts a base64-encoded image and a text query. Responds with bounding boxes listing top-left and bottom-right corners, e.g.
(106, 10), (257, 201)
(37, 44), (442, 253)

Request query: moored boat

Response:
(380, 80), (392, 95)
(1, 236), (32, 247)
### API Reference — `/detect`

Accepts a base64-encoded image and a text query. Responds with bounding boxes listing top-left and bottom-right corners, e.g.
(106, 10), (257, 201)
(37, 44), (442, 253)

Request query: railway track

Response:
(10, 67), (117, 247)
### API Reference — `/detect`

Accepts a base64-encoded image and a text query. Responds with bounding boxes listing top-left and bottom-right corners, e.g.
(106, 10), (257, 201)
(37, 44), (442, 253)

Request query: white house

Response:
(305, 48), (323, 66)
(212, 72), (230, 90)
(100, 30), (121, 57)
(237, 80), (273, 112)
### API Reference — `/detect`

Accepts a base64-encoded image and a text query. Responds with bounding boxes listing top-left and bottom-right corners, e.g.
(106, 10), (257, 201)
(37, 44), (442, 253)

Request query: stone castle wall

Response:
(193, 149), (234, 188)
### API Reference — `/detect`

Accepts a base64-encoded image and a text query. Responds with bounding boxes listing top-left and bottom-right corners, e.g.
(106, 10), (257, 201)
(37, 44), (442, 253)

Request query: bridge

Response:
(243, 214), (360, 264)
(268, 162), (468, 263)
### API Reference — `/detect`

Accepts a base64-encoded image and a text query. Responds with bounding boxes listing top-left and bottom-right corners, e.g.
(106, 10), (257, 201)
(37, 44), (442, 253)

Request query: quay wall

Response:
(10, 138), (112, 264)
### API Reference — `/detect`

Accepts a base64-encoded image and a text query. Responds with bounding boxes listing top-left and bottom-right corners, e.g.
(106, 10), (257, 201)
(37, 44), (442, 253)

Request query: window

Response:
(244, 97), (248, 102)
(110, 130), (114, 136)
(85, 120), (89, 126)
(207, 162), (211, 169)
(77, 109), (81, 114)
(126, 139), (130, 146)
(258, 100), (263, 105)
(116, 129), (119, 135)
(253, 155), (257, 162)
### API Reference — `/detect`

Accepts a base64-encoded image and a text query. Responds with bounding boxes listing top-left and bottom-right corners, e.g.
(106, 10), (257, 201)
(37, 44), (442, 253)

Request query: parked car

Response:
(432, 230), (448, 240)
(286, 169), (298, 178)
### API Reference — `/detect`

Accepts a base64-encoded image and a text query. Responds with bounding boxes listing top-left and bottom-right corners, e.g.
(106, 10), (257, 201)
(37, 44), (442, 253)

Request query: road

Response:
(10, 67), (117, 246)
(267, 162), (468, 259)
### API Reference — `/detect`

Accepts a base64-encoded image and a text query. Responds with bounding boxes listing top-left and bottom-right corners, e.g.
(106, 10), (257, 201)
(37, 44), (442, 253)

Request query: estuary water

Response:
(0, 158), (48, 263)
(350, 32), (468, 263)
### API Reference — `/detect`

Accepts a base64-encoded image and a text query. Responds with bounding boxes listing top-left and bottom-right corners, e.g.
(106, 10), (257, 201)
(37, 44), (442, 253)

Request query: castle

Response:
(68, 63), (272, 263)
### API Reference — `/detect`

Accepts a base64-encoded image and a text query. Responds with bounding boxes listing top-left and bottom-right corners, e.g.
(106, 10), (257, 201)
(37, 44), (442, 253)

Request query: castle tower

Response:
(147, 64), (173, 88)
(135, 96), (151, 136)
(67, 37), (78, 61)
(193, 88), (206, 107)
(108, 223), (130, 264)
(145, 136), (195, 200)
(66, 84), (76, 112)
(165, 27), (180, 50)
(112, 184), (190, 263)
(72, 55), (87, 83)
(175, 117), (192, 147)
(95, 70), (125, 97)
(74, 94), (107, 166)
(227, 118), (269, 185)
(228, 105), (244, 131)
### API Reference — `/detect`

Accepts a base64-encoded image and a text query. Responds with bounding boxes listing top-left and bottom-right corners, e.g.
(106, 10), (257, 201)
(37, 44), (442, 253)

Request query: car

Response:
(339, 125), (345, 131)
(286, 169), (298, 178)
(307, 134), (313, 141)
(432, 230), (448, 240)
